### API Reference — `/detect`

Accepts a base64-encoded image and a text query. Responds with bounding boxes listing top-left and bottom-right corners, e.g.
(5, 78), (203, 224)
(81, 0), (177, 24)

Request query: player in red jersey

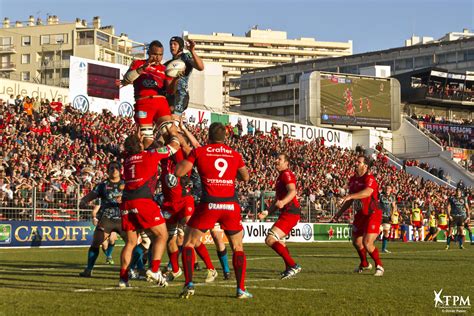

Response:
(174, 122), (252, 299)
(118, 130), (181, 288)
(160, 145), (218, 283)
(331, 155), (384, 277)
(258, 154), (302, 279)
(344, 88), (355, 116)
(121, 40), (174, 148)
(366, 97), (372, 112)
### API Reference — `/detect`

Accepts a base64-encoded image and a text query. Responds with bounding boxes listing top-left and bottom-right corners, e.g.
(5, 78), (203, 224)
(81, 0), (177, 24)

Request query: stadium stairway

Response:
(391, 116), (473, 187)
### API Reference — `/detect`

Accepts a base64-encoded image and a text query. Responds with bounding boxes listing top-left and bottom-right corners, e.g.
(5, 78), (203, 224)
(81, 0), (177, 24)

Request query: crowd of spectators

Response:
(1, 96), (472, 222)
(0, 96), (134, 219)
(411, 114), (473, 149)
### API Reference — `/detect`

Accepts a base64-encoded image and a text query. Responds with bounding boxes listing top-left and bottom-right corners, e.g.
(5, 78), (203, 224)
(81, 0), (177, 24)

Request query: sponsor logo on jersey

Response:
(137, 111), (147, 118)
(208, 203), (235, 211)
(206, 178), (234, 185)
(142, 79), (157, 88)
(206, 146), (233, 154)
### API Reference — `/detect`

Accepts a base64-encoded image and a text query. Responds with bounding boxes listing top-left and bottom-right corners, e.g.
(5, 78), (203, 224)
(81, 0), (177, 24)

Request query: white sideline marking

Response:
(217, 284), (324, 292)
(73, 278), (323, 293)
(20, 268), (56, 271)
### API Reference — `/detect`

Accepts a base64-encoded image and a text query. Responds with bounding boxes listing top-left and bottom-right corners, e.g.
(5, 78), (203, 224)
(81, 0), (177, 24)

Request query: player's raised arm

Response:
(186, 39), (204, 71)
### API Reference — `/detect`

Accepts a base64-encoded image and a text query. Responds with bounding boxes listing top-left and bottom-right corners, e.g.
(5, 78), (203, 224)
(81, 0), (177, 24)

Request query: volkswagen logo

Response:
(302, 224), (313, 241)
(72, 95), (89, 113)
(118, 102), (134, 117)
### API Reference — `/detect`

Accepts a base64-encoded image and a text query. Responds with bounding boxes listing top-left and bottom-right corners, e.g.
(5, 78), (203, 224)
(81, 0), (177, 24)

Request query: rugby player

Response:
(79, 161), (125, 277)
(118, 129), (181, 288)
(121, 40), (175, 149)
(160, 144), (218, 283)
(379, 185), (396, 253)
(389, 207), (400, 240)
(174, 122), (252, 299)
(437, 208), (449, 236)
(166, 36), (204, 116)
(446, 188), (470, 250)
(331, 155), (384, 277)
(179, 120), (232, 280)
(424, 210), (438, 242)
(258, 154), (302, 279)
(410, 202), (423, 242)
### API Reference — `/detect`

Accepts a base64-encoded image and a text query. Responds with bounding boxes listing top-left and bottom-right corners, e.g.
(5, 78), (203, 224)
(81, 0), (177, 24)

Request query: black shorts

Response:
(167, 92), (189, 115)
(97, 217), (122, 234)
(449, 215), (465, 227)
(382, 217), (390, 224)
(429, 227), (437, 235)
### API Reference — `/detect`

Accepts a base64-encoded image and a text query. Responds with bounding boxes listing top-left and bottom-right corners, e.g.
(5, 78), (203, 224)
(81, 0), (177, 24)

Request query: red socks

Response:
(195, 243), (215, 270)
(151, 259), (161, 273)
(182, 246), (195, 285)
(356, 247), (369, 267)
(169, 250), (180, 273)
(233, 251), (246, 291)
(271, 242), (296, 268)
(120, 268), (128, 282)
(368, 248), (383, 267)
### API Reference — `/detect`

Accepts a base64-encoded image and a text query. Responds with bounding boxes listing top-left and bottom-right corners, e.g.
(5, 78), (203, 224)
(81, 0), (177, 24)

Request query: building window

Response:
(22, 36), (31, 46)
(40, 34), (67, 45)
(0, 37), (12, 45)
(21, 54), (30, 64)
(77, 31), (94, 45)
(96, 32), (110, 43)
(414, 55), (432, 68)
(40, 35), (50, 45)
(466, 50), (474, 61)
(54, 34), (66, 44)
(21, 71), (30, 81)
(395, 58), (413, 71)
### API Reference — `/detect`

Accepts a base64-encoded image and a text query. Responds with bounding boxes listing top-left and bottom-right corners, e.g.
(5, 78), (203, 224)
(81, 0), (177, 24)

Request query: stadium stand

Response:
(0, 97), (472, 224)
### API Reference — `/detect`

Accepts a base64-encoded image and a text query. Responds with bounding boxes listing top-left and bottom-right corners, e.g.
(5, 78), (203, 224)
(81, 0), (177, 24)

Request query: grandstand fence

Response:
(0, 187), (333, 223)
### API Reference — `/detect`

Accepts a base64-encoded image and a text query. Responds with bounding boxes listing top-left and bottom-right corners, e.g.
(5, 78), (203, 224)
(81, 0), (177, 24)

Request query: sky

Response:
(1, 0), (474, 58)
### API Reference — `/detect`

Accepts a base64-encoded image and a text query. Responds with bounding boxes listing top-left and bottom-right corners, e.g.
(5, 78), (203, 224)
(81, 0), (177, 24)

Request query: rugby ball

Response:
(165, 60), (186, 78)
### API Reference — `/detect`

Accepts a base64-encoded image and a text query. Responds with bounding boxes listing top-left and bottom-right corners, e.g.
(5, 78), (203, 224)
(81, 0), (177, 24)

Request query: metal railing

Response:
(0, 62), (16, 70)
(1, 186), (336, 223)
(0, 185), (94, 221)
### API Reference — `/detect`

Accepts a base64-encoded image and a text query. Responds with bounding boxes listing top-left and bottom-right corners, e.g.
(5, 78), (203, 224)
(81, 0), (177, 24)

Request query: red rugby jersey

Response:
(186, 143), (244, 202)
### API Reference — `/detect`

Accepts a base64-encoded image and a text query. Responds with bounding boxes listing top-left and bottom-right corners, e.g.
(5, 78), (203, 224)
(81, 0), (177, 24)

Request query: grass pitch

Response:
(0, 242), (472, 315)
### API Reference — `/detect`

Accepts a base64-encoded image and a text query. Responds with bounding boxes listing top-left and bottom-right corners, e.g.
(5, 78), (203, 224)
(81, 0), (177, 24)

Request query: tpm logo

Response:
(118, 102), (133, 117)
(434, 289), (470, 312)
(72, 95), (89, 113)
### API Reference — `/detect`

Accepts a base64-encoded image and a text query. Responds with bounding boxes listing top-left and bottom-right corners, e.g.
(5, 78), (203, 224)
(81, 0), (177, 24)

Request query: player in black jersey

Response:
(79, 161), (126, 277)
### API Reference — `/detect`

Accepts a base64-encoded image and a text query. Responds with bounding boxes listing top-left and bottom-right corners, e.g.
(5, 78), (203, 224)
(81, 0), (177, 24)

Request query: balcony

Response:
(0, 44), (16, 54)
(40, 59), (70, 69)
(0, 62), (16, 71)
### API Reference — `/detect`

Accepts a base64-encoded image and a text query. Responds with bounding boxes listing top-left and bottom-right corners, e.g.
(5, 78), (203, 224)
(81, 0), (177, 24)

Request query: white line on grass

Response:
(73, 278), (323, 293)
